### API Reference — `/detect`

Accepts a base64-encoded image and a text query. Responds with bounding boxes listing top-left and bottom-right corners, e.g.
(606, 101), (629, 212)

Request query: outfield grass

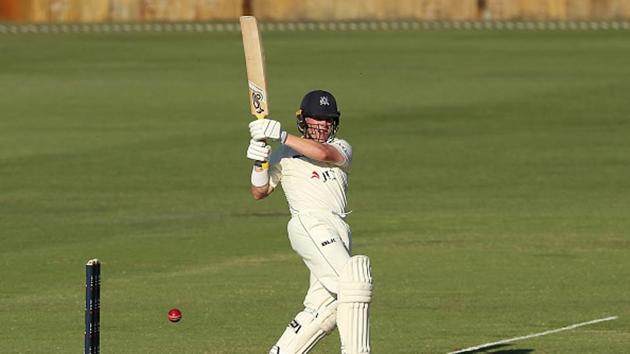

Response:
(1, 29), (629, 353)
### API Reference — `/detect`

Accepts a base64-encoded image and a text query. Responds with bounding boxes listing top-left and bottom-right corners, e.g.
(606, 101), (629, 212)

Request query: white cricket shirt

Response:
(269, 138), (352, 217)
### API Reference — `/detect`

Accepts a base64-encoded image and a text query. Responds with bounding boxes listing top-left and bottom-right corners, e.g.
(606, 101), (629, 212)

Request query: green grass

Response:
(1, 29), (629, 353)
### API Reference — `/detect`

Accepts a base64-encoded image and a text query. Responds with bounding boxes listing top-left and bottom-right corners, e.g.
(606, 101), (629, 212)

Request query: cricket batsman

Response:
(246, 90), (373, 354)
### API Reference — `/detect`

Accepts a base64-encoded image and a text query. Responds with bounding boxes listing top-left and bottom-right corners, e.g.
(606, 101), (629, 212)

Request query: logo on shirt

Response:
(322, 170), (336, 182)
(310, 169), (337, 182)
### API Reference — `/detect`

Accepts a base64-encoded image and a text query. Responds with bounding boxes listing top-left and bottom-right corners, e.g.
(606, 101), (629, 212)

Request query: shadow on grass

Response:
(460, 343), (534, 353)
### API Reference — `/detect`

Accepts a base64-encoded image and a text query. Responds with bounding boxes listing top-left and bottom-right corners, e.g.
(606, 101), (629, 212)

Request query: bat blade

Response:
(240, 16), (269, 120)
(240, 16), (270, 169)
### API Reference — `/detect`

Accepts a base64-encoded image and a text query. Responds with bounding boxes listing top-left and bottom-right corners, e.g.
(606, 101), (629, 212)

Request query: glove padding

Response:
(247, 139), (272, 162)
(249, 119), (286, 142)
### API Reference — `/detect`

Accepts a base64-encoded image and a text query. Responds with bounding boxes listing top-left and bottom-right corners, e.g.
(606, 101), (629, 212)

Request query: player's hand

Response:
(246, 139), (271, 162)
(249, 119), (287, 142)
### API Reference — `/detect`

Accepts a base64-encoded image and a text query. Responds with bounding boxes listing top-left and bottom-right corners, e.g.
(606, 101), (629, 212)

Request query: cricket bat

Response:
(240, 16), (270, 169)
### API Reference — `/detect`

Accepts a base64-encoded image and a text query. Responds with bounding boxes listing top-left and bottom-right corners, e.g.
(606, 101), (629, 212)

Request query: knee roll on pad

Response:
(338, 255), (373, 303)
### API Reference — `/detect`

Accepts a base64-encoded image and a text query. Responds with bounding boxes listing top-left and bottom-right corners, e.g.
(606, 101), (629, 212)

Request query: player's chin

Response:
(306, 132), (326, 143)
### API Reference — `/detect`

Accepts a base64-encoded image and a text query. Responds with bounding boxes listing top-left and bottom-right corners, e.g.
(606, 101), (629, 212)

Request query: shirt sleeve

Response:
(328, 139), (352, 171)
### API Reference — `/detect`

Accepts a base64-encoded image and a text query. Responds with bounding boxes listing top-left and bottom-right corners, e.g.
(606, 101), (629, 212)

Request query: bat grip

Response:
(254, 160), (269, 170)
(254, 138), (269, 170)
(254, 114), (269, 170)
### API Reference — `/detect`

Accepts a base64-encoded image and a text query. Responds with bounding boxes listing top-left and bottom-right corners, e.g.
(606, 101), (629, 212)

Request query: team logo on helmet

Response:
(319, 96), (330, 106)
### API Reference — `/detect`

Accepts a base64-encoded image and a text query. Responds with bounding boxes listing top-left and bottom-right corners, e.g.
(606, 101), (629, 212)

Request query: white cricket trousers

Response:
(269, 211), (355, 354)
(287, 210), (352, 297)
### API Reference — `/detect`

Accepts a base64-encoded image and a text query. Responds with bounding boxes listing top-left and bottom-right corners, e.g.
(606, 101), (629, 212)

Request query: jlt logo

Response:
(322, 170), (336, 182)
(311, 169), (337, 182)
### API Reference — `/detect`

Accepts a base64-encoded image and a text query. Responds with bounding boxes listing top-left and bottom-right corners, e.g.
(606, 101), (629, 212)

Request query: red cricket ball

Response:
(168, 308), (182, 323)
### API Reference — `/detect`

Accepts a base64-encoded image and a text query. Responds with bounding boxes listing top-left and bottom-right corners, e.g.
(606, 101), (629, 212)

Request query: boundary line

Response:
(447, 315), (618, 354)
(1, 20), (630, 34)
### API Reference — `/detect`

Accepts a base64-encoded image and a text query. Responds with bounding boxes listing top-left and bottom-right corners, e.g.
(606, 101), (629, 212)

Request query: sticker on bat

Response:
(248, 81), (267, 114)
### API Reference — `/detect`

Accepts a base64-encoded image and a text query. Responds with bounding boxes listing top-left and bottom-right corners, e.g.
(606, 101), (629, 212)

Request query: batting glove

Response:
(247, 139), (272, 162)
(249, 119), (287, 143)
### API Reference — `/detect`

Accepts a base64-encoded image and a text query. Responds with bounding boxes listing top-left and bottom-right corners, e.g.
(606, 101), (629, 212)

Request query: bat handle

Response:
(254, 160), (269, 170)
(254, 114), (269, 170)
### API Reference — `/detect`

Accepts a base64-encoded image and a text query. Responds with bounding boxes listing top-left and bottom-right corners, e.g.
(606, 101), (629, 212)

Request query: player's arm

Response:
(249, 119), (347, 167)
(246, 139), (275, 200)
(283, 134), (345, 166)
(250, 166), (274, 200)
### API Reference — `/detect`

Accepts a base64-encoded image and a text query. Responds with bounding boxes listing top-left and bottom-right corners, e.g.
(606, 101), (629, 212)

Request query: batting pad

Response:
(337, 255), (373, 354)
(270, 301), (337, 354)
